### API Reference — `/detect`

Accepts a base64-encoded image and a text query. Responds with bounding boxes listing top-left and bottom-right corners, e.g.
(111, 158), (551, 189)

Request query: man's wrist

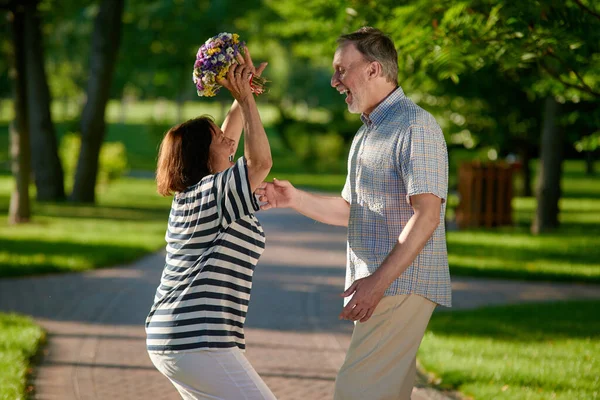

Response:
(374, 260), (401, 289)
(290, 188), (302, 211)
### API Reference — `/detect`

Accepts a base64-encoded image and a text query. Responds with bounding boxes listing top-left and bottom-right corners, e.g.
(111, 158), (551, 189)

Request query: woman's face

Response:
(208, 122), (236, 173)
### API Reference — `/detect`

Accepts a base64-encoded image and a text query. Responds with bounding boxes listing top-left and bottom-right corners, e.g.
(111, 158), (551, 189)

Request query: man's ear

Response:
(367, 61), (382, 79)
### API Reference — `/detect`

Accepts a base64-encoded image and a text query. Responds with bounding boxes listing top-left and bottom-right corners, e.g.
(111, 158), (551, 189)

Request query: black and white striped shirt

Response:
(146, 157), (265, 352)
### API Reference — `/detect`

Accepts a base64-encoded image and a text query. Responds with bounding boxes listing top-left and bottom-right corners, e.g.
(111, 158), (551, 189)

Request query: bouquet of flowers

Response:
(193, 32), (267, 97)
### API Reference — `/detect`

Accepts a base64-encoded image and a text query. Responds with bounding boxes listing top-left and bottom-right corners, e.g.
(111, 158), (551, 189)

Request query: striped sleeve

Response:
(397, 125), (448, 203)
(213, 157), (260, 229)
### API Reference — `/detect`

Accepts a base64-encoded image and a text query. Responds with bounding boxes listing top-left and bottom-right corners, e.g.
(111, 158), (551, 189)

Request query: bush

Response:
(145, 116), (172, 144)
(313, 132), (347, 172)
(99, 141), (128, 184)
(60, 133), (128, 186)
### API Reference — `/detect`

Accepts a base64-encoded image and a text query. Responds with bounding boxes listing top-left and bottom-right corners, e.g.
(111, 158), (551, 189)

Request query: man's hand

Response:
(339, 274), (388, 323)
(255, 178), (298, 210)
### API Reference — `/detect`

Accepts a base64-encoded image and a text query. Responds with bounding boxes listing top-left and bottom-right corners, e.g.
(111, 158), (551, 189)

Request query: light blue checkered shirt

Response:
(341, 86), (451, 307)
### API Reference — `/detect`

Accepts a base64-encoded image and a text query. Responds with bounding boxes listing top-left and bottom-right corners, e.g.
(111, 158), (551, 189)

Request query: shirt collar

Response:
(360, 86), (406, 128)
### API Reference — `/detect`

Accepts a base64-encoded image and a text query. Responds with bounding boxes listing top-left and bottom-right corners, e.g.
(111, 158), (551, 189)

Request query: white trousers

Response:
(148, 348), (277, 400)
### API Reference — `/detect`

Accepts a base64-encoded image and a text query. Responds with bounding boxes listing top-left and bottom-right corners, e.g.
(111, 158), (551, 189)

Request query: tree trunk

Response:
(532, 97), (563, 234)
(519, 147), (533, 197)
(24, 0), (65, 201)
(71, 0), (124, 203)
(8, 3), (32, 224)
(585, 151), (595, 175)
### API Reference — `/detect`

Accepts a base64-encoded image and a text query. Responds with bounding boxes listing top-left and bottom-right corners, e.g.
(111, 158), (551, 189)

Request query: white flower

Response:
(218, 54), (225, 62)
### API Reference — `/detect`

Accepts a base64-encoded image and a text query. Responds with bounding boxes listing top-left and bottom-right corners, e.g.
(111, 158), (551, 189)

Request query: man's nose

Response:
(331, 72), (339, 88)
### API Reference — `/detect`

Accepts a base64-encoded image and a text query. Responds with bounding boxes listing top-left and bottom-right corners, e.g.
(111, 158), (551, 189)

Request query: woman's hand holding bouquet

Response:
(217, 48), (267, 103)
(193, 32), (268, 98)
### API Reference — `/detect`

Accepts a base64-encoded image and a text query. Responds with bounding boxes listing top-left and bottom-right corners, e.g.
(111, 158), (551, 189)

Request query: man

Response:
(256, 27), (451, 399)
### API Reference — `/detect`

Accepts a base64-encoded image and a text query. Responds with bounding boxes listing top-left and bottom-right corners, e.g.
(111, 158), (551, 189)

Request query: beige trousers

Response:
(334, 294), (436, 400)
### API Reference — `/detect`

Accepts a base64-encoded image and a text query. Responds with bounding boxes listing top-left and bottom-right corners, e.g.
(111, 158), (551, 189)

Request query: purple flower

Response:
(193, 32), (255, 97)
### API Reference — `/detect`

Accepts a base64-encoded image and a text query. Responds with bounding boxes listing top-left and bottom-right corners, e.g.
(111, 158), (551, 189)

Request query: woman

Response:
(145, 48), (276, 400)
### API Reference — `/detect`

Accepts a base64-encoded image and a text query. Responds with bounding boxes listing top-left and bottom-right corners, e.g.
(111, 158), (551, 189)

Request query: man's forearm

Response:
(373, 210), (440, 287)
(293, 191), (350, 227)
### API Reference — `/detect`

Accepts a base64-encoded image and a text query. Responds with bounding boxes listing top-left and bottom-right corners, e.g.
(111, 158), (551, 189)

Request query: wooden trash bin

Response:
(456, 162), (515, 229)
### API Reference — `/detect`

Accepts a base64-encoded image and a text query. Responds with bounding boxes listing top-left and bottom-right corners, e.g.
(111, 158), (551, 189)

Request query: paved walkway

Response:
(2, 208), (600, 400)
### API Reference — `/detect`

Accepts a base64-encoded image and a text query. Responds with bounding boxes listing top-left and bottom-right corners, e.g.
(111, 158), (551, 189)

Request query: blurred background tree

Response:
(0, 0), (598, 231)
(3, 0), (32, 224)
(260, 0), (600, 233)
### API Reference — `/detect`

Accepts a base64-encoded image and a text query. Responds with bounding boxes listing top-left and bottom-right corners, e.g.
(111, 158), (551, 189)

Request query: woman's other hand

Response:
(217, 61), (253, 102)
(217, 47), (266, 102)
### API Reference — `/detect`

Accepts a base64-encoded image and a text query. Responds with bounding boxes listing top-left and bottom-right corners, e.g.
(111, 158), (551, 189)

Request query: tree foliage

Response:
(261, 0), (600, 231)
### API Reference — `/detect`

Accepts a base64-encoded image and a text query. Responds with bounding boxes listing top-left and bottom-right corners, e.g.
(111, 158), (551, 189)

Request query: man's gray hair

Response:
(337, 27), (398, 84)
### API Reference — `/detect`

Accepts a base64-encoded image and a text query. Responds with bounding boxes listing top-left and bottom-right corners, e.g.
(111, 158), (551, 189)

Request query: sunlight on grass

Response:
(448, 220), (600, 282)
(0, 98), (281, 126)
(449, 161), (600, 283)
(0, 313), (45, 400)
(419, 301), (600, 400)
(0, 177), (171, 278)
(1, 105), (599, 284)
(103, 99), (280, 126)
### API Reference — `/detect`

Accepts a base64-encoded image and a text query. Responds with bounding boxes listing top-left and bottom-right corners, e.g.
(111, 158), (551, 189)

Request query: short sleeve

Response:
(397, 125), (448, 204)
(341, 174), (351, 203)
(212, 157), (260, 229)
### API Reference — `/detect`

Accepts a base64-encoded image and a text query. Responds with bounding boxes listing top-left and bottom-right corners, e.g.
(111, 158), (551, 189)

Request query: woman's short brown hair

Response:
(156, 116), (214, 196)
(337, 27), (398, 84)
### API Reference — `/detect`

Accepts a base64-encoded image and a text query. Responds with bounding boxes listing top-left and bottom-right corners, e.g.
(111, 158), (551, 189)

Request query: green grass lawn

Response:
(0, 99), (599, 283)
(0, 138), (599, 283)
(447, 160), (600, 283)
(0, 175), (171, 278)
(0, 313), (45, 400)
(419, 300), (600, 400)
(0, 99), (598, 400)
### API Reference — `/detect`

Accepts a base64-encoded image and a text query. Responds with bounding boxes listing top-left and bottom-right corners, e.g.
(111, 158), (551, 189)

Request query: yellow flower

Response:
(207, 48), (219, 56)
(232, 33), (239, 44)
